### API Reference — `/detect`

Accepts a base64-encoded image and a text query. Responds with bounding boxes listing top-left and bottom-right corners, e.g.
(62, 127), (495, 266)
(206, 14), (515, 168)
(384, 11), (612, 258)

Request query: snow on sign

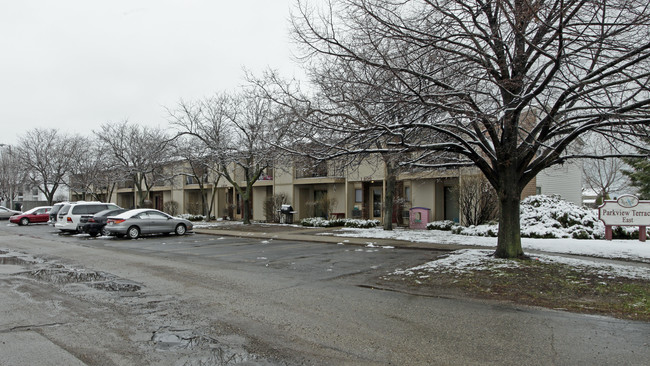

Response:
(599, 195), (649, 242)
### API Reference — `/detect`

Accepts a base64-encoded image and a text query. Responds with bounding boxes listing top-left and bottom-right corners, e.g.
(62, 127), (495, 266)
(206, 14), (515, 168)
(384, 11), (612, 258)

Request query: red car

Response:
(10, 206), (52, 226)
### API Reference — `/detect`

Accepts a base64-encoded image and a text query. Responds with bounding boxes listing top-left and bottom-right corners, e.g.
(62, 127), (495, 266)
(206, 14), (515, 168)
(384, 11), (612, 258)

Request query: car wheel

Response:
(175, 224), (187, 236)
(88, 231), (98, 238)
(100, 227), (109, 236)
(20, 218), (29, 226)
(127, 226), (140, 239)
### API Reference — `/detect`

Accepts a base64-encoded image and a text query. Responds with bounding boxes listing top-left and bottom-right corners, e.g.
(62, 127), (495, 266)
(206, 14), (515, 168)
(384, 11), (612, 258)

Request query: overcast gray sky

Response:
(0, 0), (302, 145)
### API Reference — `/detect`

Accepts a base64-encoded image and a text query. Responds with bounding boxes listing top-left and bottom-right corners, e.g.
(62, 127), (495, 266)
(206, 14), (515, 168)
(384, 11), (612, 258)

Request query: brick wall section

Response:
(521, 176), (537, 199)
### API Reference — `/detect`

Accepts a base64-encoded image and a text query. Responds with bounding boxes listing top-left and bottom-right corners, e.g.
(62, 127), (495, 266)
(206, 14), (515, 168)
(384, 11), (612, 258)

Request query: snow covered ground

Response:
(328, 227), (650, 280)
(327, 226), (650, 262)
(391, 249), (650, 280)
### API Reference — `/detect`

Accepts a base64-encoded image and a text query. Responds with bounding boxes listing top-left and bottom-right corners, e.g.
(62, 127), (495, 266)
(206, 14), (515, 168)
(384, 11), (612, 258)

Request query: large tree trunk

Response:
(241, 184), (253, 225)
(242, 195), (251, 224)
(382, 160), (397, 231)
(494, 193), (523, 258)
(494, 166), (524, 258)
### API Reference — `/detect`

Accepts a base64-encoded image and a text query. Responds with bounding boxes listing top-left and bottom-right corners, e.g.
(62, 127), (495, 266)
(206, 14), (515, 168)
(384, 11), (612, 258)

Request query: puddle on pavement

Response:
(152, 328), (276, 365)
(0, 255), (37, 274)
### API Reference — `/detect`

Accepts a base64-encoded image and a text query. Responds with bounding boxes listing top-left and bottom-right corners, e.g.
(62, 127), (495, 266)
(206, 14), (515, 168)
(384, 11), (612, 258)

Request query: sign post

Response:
(598, 195), (650, 242)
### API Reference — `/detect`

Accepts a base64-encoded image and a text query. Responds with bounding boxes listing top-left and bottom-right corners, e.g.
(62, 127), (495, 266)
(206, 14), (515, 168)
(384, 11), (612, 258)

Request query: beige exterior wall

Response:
(93, 154), (570, 225)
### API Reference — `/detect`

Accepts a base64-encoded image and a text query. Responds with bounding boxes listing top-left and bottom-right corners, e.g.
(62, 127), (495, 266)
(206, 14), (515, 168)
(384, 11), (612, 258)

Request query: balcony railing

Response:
(295, 165), (344, 179)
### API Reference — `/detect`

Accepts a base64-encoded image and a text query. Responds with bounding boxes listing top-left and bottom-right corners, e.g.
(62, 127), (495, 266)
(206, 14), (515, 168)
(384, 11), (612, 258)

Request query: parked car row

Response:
(53, 201), (121, 233)
(5, 201), (193, 239)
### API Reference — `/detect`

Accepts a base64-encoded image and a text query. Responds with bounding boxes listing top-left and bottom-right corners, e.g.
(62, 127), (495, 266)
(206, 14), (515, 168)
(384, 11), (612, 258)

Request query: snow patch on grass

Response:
(394, 249), (650, 280)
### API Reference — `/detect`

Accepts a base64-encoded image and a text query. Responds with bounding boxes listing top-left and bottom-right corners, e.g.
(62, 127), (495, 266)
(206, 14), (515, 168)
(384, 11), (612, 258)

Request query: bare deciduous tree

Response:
(458, 174), (499, 226)
(95, 121), (171, 208)
(280, 0), (650, 258)
(171, 134), (221, 219)
(0, 145), (25, 208)
(18, 129), (84, 205)
(68, 137), (126, 202)
(170, 89), (286, 224)
(581, 135), (631, 204)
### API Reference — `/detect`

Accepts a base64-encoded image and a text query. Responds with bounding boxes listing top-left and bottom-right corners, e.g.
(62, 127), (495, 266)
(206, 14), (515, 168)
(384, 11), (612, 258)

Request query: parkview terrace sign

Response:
(599, 195), (649, 241)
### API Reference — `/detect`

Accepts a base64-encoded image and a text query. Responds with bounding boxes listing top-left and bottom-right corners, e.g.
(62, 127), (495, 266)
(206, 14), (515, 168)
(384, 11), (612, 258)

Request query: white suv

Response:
(55, 202), (121, 233)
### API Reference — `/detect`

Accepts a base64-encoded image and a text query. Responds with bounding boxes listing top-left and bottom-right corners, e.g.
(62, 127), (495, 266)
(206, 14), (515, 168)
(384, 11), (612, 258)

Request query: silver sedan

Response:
(0, 206), (21, 219)
(105, 209), (193, 239)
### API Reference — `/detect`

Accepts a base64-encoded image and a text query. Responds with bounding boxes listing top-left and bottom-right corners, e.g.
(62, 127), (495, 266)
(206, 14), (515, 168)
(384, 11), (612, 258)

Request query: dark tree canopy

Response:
(278, 0), (650, 257)
(624, 139), (650, 199)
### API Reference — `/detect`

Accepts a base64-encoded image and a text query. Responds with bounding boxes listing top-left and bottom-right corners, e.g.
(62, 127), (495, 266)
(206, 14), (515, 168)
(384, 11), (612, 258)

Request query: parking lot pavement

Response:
(1, 222), (650, 365)
(0, 332), (87, 366)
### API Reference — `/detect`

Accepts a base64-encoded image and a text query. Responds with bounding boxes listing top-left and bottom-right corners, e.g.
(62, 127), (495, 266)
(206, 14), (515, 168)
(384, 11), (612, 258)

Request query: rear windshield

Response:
(94, 208), (127, 217)
(50, 204), (64, 215)
(58, 205), (71, 215)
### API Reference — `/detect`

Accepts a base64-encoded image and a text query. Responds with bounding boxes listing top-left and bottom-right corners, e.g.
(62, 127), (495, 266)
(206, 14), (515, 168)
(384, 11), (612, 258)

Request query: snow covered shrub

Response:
(177, 213), (208, 221)
(518, 195), (604, 239)
(454, 224), (499, 237)
(450, 195), (607, 239)
(300, 218), (379, 228)
(300, 217), (345, 227)
(344, 219), (380, 228)
(427, 220), (457, 231)
(572, 230), (591, 240)
(611, 226), (648, 240)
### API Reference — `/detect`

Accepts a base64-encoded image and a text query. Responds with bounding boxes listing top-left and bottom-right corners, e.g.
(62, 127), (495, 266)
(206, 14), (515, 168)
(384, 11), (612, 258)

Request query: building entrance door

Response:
(444, 186), (459, 223)
(372, 188), (382, 219)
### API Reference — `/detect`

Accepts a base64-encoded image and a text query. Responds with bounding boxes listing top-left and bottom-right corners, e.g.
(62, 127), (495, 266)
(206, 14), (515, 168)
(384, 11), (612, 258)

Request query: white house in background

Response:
(536, 160), (583, 205)
(11, 184), (69, 211)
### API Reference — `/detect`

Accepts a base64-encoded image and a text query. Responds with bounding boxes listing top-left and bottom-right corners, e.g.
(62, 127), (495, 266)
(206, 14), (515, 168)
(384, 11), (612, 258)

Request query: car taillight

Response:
(107, 219), (125, 224)
(67, 217), (73, 222)
(88, 218), (96, 223)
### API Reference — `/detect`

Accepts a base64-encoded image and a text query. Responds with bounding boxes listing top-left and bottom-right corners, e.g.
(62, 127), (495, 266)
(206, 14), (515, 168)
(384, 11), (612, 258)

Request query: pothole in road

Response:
(0, 256), (34, 266)
(26, 268), (142, 292)
(152, 328), (274, 365)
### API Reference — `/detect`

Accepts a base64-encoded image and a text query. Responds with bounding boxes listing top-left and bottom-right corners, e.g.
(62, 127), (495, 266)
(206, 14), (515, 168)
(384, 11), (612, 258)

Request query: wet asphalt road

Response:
(1, 221), (649, 365)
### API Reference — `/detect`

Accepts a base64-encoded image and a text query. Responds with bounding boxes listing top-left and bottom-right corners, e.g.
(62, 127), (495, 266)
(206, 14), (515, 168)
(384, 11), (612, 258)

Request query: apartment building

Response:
(82, 154), (552, 226)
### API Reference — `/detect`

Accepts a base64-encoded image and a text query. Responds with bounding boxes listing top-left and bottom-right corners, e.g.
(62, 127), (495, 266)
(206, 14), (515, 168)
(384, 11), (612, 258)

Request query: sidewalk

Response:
(195, 225), (487, 251)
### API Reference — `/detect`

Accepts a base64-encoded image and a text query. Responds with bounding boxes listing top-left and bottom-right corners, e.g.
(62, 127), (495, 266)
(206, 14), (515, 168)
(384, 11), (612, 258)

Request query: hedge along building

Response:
(79, 152), (537, 227)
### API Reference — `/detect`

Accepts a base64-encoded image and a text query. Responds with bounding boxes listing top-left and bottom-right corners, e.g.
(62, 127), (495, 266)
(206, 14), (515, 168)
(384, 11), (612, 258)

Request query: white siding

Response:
(537, 161), (583, 205)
